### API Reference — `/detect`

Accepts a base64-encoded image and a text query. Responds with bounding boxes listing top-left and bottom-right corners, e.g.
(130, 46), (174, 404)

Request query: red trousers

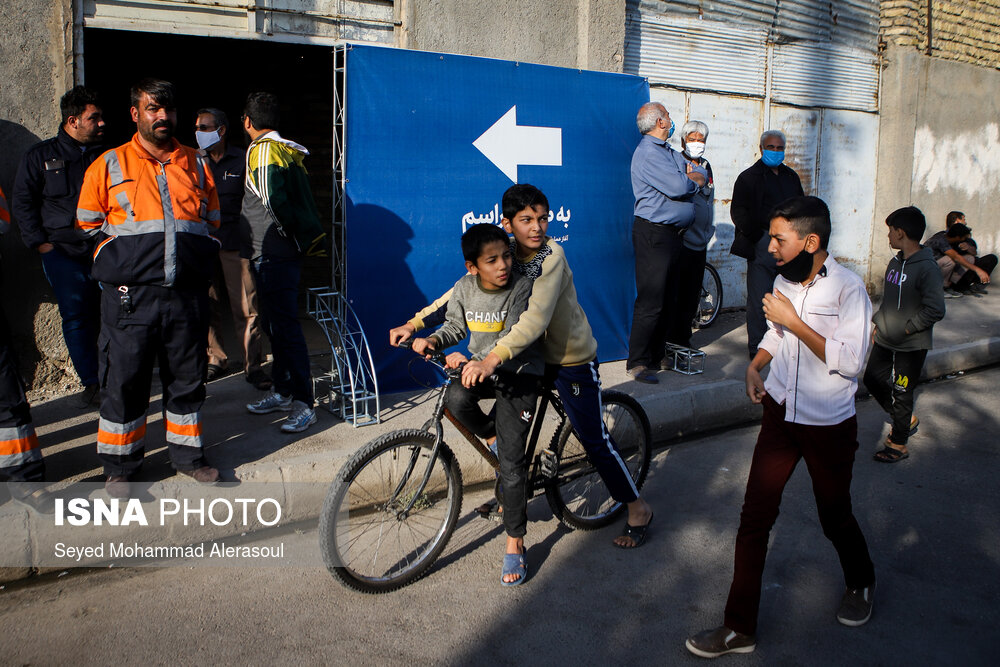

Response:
(724, 394), (875, 635)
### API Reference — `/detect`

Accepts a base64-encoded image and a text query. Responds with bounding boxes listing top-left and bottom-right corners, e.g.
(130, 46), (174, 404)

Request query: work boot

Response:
(178, 466), (220, 484)
(9, 483), (56, 514)
(106, 475), (131, 499)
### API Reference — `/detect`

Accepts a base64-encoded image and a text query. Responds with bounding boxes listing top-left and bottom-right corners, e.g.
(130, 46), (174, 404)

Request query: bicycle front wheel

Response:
(693, 262), (723, 329)
(546, 390), (652, 530)
(318, 429), (463, 593)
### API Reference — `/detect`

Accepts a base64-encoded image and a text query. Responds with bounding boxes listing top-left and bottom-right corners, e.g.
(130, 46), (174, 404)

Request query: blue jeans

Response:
(251, 259), (313, 405)
(40, 247), (100, 386)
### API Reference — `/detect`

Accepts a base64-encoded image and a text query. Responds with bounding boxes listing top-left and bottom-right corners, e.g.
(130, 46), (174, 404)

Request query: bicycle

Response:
(318, 347), (652, 593)
(693, 261), (723, 329)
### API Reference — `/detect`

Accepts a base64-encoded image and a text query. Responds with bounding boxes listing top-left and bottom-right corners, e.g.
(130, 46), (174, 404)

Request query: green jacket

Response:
(245, 132), (327, 258)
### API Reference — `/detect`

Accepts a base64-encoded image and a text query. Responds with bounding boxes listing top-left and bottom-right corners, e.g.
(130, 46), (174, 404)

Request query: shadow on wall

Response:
(0, 119), (60, 393)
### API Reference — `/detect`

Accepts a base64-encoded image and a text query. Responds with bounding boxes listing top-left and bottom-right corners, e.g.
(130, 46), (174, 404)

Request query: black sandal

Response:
(615, 512), (654, 549)
(873, 445), (909, 463)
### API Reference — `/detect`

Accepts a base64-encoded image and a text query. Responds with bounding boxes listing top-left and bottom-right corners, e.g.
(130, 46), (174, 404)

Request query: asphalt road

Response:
(2, 366), (998, 665)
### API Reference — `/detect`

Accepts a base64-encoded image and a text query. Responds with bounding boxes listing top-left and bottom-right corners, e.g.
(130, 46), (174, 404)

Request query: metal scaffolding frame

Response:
(309, 44), (381, 426)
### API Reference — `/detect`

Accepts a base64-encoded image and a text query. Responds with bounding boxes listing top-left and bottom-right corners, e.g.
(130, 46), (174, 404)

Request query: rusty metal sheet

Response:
(771, 42), (879, 112)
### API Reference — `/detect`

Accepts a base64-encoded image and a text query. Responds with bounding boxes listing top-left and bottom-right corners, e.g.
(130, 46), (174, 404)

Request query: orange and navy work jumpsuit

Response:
(0, 185), (44, 482)
(76, 135), (221, 477)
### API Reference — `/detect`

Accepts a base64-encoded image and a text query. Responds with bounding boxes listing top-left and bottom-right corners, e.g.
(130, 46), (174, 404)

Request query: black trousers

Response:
(953, 254), (998, 290)
(97, 285), (210, 477)
(863, 343), (927, 446)
(447, 371), (539, 538)
(627, 217), (685, 369)
(668, 245), (706, 348)
(0, 306), (44, 482)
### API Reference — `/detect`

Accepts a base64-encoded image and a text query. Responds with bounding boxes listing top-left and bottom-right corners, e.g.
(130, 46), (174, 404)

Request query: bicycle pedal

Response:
(538, 448), (559, 479)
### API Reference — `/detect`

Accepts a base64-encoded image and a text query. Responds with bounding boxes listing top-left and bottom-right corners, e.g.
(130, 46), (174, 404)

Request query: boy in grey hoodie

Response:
(864, 207), (945, 462)
(411, 223), (543, 585)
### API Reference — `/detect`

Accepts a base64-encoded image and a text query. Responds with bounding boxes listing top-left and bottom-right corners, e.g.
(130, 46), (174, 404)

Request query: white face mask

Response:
(684, 141), (706, 159)
(195, 129), (221, 150)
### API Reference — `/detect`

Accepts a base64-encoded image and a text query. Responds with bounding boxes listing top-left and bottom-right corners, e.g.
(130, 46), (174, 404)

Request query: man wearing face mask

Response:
(667, 120), (715, 349)
(77, 78), (222, 498)
(627, 102), (705, 384)
(12, 86), (106, 409)
(194, 108), (270, 390)
(730, 130), (804, 358)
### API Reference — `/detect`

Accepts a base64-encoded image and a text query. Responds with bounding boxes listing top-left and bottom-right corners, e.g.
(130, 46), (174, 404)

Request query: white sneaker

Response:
(281, 401), (317, 433)
(247, 392), (293, 414)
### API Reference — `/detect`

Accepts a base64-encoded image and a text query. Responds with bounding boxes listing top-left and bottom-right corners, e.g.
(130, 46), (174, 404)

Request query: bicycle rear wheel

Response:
(693, 262), (723, 329)
(545, 390), (652, 530)
(319, 429), (463, 593)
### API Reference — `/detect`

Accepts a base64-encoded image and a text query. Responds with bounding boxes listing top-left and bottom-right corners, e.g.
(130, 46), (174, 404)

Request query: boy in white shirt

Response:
(686, 196), (876, 658)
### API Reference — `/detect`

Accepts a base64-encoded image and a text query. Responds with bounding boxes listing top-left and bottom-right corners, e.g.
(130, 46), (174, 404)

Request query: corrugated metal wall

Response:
(626, 0), (879, 111)
(627, 0), (882, 306)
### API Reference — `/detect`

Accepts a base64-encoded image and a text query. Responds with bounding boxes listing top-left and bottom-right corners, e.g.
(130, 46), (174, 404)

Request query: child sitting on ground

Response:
(863, 206), (945, 462)
(409, 223), (544, 586)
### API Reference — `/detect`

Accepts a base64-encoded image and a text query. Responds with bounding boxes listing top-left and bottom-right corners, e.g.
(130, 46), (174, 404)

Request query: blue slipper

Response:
(501, 548), (527, 587)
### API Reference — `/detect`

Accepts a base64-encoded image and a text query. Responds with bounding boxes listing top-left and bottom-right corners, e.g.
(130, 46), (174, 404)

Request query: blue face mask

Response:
(761, 149), (784, 168)
(667, 119), (675, 139)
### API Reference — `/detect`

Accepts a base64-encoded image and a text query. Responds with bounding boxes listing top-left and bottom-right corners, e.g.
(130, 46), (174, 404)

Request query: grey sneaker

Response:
(281, 401), (317, 433)
(837, 580), (876, 626)
(943, 287), (963, 298)
(247, 392), (293, 414)
(685, 626), (756, 658)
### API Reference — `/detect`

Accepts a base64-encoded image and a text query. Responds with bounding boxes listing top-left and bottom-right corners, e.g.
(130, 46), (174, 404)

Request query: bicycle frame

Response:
(393, 355), (567, 516)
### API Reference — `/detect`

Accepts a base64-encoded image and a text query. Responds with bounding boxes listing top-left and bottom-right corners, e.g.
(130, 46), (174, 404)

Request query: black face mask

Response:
(776, 248), (815, 283)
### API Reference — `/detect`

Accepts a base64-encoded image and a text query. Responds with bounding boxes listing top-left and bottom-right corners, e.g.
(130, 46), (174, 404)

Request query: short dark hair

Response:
(502, 183), (549, 221)
(243, 92), (280, 132)
(946, 211), (965, 227)
(461, 223), (510, 264)
(130, 78), (176, 110)
(196, 107), (229, 131)
(947, 222), (972, 239)
(60, 86), (100, 125)
(769, 196), (831, 249)
(886, 206), (926, 242)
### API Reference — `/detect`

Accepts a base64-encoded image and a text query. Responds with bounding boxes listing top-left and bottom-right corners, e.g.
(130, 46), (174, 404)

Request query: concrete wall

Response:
(400, 0), (625, 73)
(871, 42), (1000, 286)
(0, 0), (80, 397)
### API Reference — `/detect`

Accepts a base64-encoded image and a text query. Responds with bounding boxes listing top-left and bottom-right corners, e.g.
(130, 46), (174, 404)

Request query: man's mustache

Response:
(152, 120), (173, 130)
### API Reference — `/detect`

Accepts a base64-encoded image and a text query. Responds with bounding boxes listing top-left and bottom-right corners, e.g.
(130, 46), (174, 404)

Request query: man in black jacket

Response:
(730, 130), (803, 358)
(12, 86), (106, 408)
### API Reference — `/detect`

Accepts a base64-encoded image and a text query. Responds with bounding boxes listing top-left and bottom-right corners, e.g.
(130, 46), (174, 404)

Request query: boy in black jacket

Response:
(864, 207), (945, 462)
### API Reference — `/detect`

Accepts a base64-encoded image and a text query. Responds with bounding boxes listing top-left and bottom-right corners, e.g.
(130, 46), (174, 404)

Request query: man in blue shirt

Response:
(627, 102), (705, 384)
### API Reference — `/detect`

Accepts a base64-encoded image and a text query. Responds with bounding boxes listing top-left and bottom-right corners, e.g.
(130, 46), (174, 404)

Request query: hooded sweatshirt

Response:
(241, 131), (326, 261)
(872, 246), (946, 352)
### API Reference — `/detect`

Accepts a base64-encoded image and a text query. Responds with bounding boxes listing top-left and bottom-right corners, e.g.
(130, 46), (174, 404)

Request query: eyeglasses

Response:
(194, 124), (217, 131)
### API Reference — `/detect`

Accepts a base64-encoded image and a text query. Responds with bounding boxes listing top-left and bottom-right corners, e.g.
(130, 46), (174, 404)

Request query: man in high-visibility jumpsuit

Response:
(0, 186), (53, 513)
(77, 79), (222, 499)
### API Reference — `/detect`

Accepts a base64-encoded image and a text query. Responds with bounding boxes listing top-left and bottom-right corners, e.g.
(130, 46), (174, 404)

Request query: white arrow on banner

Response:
(473, 105), (562, 183)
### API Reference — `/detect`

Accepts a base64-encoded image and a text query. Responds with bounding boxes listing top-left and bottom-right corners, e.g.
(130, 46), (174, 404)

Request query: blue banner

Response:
(344, 44), (649, 391)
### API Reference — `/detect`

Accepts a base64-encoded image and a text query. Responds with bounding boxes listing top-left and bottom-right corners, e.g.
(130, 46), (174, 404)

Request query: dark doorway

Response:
(82, 28), (335, 288)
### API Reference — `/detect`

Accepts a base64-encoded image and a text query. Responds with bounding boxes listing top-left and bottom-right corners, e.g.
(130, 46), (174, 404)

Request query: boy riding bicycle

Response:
(408, 223), (544, 586)
(391, 184), (653, 550)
